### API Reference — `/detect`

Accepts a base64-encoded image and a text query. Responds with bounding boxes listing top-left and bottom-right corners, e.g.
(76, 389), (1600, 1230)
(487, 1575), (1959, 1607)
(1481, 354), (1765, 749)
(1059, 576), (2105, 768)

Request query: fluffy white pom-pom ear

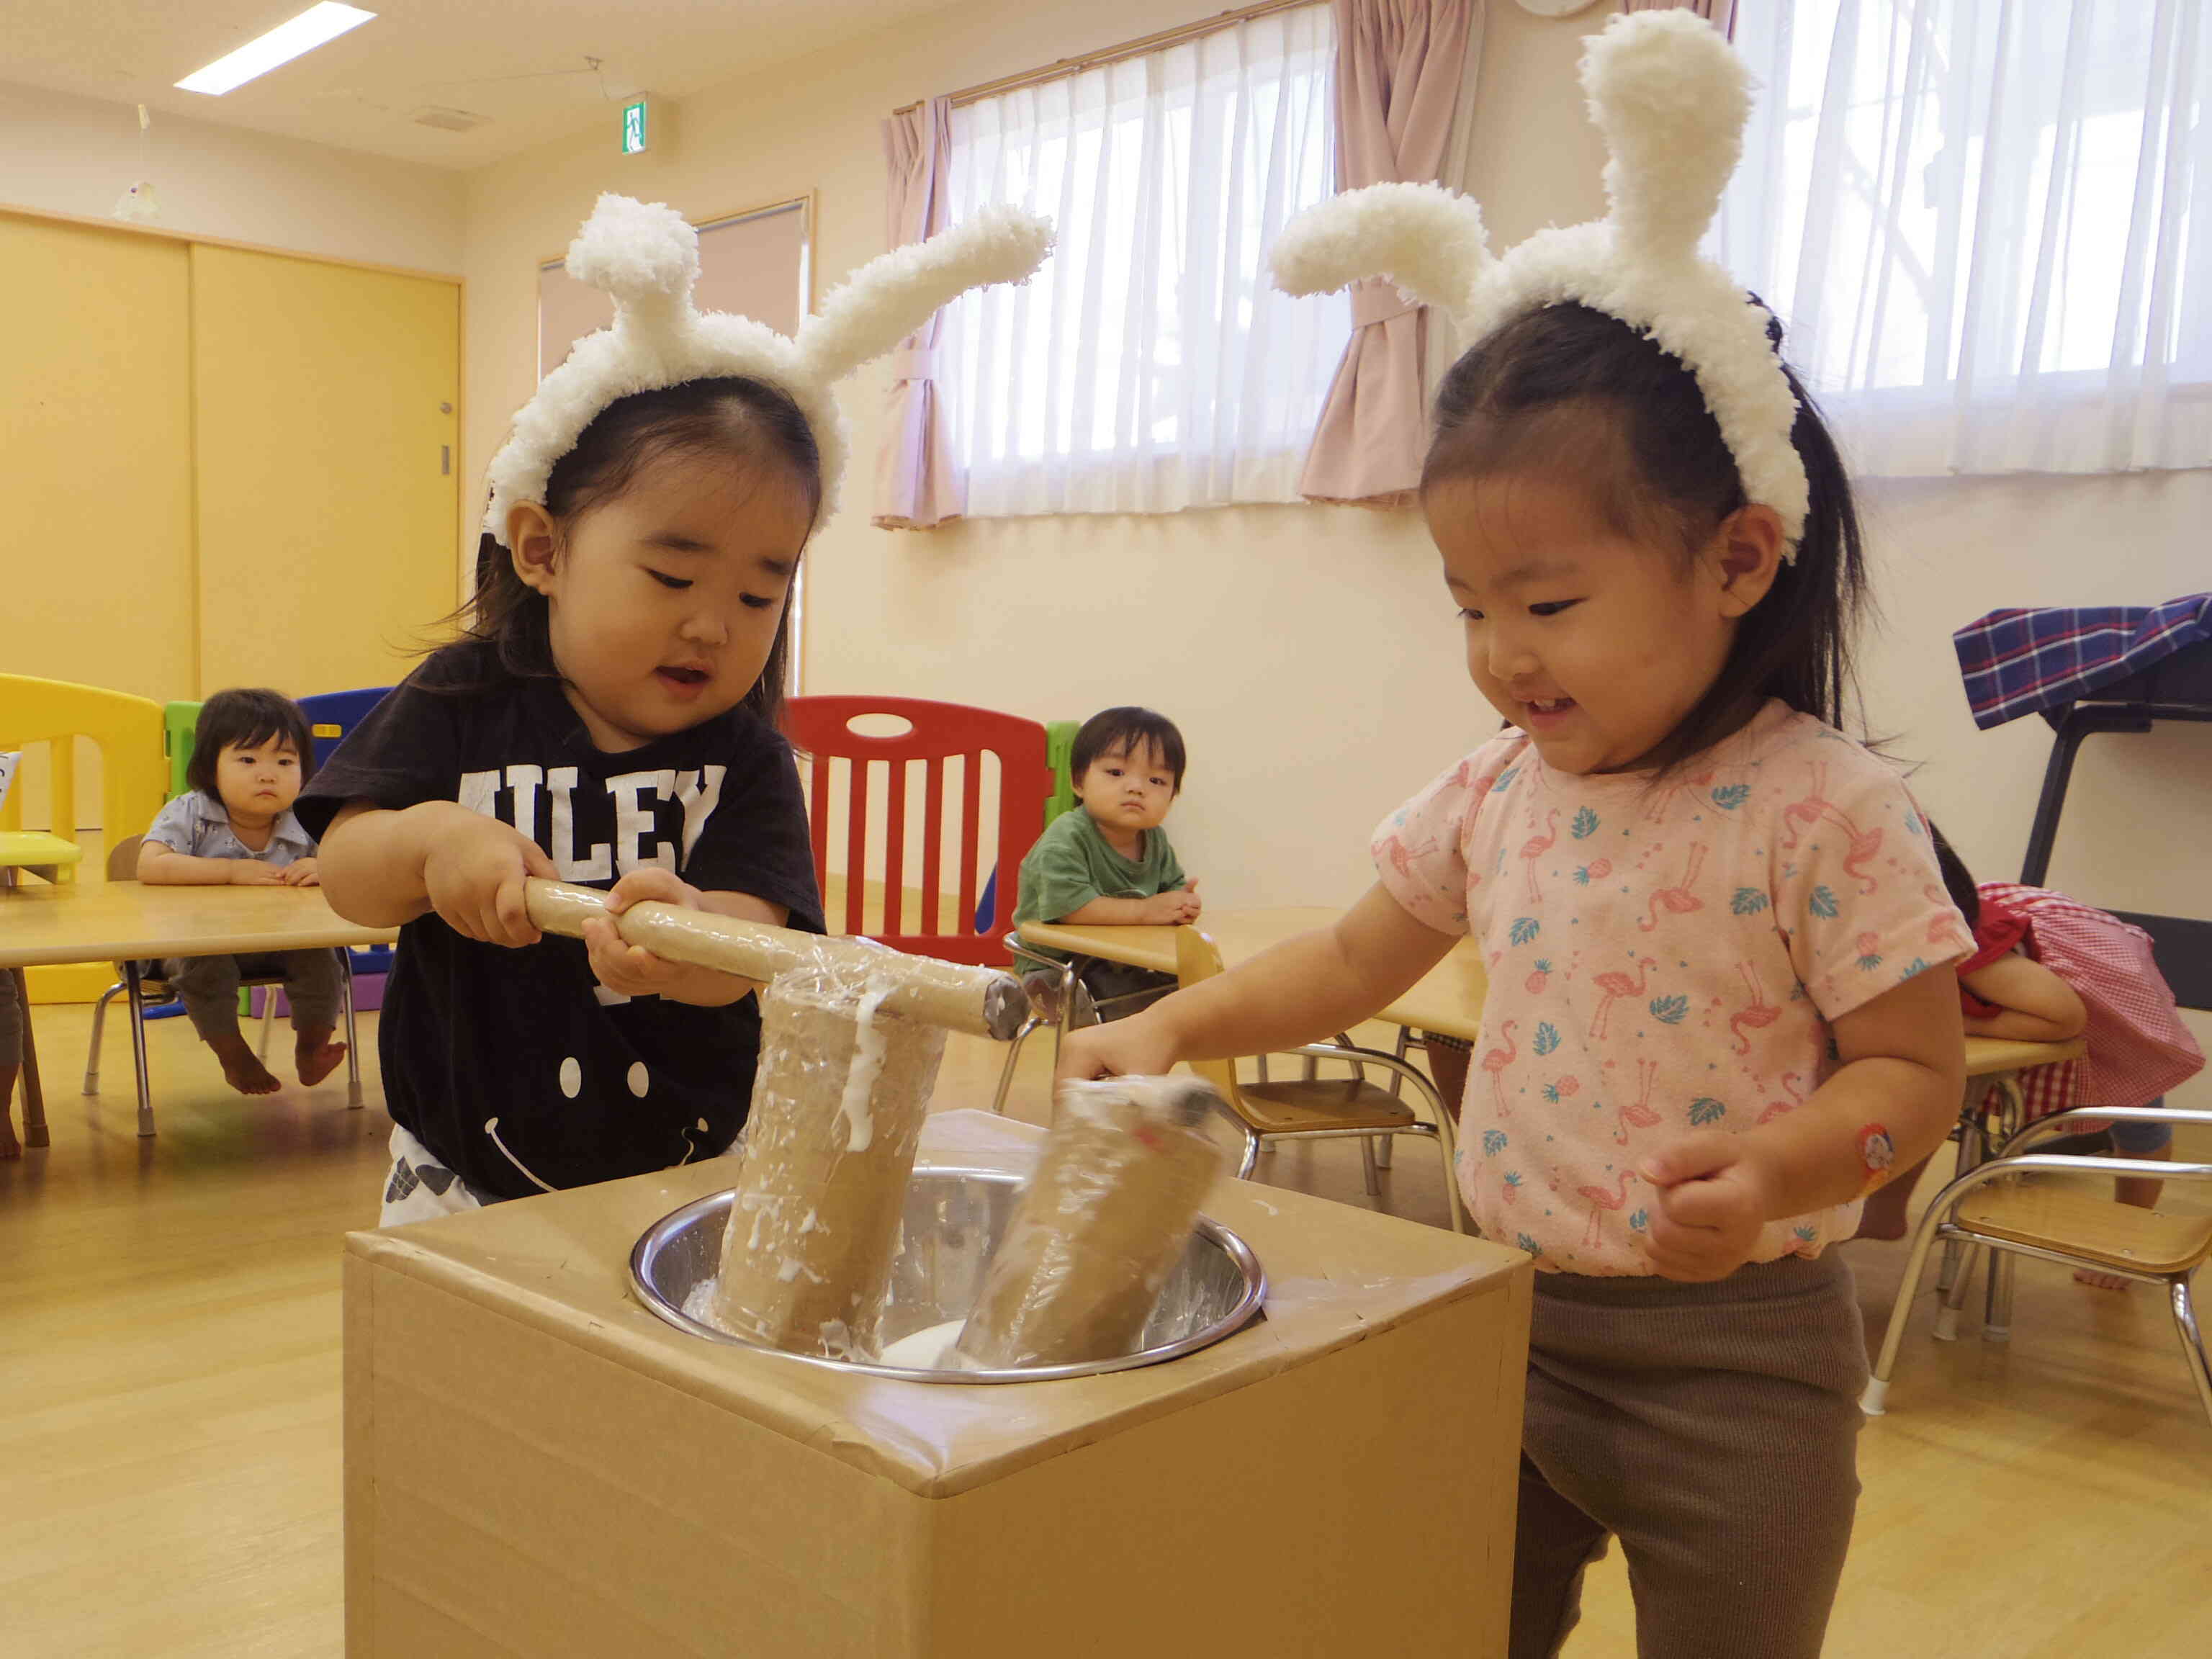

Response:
(1581, 10), (1751, 266)
(1270, 181), (1490, 320)
(796, 204), (1054, 384)
(565, 194), (701, 302)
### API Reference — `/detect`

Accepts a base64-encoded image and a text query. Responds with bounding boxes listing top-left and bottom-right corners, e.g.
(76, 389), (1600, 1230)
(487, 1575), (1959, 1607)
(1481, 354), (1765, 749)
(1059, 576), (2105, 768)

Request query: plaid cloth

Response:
(1968, 883), (2203, 1123)
(1952, 593), (2212, 730)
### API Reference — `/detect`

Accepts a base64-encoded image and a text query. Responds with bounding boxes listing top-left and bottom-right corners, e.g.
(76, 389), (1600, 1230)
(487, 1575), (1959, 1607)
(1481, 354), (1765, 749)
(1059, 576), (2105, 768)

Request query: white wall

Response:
(459, 1), (2209, 1070)
(0, 79), (464, 272)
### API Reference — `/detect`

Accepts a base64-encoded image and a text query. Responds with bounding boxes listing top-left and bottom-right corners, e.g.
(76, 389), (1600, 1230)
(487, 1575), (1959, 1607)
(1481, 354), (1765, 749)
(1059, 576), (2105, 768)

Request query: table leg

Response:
(11, 967), (48, 1148)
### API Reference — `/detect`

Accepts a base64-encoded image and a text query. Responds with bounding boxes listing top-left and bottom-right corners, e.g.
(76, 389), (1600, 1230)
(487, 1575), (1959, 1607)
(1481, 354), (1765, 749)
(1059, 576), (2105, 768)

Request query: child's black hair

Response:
(1421, 301), (1868, 777)
(1072, 708), (1187, 793)
(188, 688), (315, 801)
(1925, 820), (1981, 932)
(454, 375), (821, 732)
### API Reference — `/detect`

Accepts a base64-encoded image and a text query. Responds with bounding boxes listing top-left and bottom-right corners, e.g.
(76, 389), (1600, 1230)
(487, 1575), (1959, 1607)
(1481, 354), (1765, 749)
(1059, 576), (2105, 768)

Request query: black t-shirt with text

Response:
(295, 644), (823, 1201)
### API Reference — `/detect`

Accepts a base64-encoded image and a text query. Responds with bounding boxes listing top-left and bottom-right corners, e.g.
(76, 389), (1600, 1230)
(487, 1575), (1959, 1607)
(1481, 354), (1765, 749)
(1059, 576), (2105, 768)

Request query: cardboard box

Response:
(344, 1110), (1532, 1658)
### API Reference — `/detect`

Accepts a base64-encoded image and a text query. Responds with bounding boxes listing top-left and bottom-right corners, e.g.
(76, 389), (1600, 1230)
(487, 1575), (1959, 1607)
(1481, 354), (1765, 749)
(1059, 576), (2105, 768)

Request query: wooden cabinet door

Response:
(192, 245), (459, 698)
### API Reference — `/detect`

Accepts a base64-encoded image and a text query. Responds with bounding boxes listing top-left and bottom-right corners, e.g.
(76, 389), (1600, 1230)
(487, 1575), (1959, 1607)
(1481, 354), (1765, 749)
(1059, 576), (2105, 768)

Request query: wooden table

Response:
(1014, 907), (2087, 1079)
(0, 878), (397, 1146)
(1017, 907), (1493, 1042)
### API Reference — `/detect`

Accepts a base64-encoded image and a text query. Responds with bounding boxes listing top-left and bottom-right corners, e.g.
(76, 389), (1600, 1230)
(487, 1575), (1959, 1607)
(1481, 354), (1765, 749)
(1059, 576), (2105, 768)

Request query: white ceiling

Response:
(0, 0), (953, 169)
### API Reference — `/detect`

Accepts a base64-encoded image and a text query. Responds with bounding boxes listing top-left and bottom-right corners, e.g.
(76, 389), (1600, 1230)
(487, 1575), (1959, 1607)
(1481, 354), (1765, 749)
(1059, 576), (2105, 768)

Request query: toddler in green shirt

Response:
(1014, 707), (1199, 1020)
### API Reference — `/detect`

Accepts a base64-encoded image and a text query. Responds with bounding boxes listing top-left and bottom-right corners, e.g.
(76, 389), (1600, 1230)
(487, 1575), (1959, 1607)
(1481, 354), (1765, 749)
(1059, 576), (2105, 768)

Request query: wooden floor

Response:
(3, 1003), (2209, 1657)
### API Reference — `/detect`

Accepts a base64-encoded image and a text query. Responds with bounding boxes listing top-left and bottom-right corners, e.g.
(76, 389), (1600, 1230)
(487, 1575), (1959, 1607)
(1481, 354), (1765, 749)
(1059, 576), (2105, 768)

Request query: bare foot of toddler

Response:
(2074, 1267), (2133, 1291)
(210, 1033), (281, 1096)
(295, 1026), (348, 1088)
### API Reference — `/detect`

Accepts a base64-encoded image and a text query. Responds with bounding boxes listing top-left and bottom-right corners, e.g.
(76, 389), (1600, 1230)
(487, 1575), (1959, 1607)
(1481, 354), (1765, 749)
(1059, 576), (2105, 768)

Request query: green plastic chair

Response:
(1043, 720), (1079, 827)
(163, 701), (202, 800)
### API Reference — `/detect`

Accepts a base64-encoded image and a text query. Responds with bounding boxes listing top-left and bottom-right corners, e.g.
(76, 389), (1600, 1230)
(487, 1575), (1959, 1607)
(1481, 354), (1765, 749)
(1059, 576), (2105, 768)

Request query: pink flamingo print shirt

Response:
(1375, 701), (1971, 1276)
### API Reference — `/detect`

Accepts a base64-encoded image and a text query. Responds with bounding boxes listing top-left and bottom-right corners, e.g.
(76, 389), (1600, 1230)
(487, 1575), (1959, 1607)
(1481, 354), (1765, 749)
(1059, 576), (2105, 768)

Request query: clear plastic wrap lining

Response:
(711, 966), (945, 1359)
(953, 1076), (1231, 1370)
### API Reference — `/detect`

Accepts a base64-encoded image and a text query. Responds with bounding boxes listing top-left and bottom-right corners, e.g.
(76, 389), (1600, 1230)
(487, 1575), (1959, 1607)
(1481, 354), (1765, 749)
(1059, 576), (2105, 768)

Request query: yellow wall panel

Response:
(0, 217), (194, 699)
(192, 246), (458, 698)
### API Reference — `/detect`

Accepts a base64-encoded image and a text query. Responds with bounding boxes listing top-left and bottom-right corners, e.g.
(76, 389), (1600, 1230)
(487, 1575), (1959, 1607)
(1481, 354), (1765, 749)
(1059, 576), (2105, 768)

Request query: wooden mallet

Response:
(523, 879), (1028, 1040)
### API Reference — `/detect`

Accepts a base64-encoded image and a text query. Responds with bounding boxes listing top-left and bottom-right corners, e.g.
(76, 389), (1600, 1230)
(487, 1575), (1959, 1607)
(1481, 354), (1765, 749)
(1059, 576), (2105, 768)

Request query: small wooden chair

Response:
(1863, 1104), (2212, 1429)
(1176, 927), (1467, 1233)
(82, 837), (361, 1138)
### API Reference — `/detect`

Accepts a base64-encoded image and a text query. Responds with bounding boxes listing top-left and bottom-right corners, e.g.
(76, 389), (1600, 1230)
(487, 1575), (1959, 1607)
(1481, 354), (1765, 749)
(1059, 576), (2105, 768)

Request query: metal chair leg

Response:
(1359, 1134), (1381, 1196)
(1935, 1242), (1977, 1342)
(1236, 1130), (1263, 1180)
(1433, 1129), (1467, 1234)
(340, 951), (363, 1108)
(1861, 1190), (1956, 1415)
(2168, 1274), (2212, 1431)
(84, 982), (123, 1095)
(257, 988), (276, 1060)
(1980, 1079), (2026, 1342)
(990, 1017), (1040, 1115)
(125, 961), (156, 1138)
(1370, 1037), (1407, 1172)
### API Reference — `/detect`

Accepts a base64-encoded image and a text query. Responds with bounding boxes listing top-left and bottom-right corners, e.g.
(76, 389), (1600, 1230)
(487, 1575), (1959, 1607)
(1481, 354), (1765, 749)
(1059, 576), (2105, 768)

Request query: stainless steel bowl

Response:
(629, 1164), (1267, 1384)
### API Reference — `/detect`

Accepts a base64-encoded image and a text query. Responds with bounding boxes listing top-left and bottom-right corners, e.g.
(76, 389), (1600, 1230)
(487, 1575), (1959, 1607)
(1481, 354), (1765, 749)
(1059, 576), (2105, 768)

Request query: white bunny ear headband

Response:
(1271, 10), (1807, 553)
(482, 194), (1055, 546)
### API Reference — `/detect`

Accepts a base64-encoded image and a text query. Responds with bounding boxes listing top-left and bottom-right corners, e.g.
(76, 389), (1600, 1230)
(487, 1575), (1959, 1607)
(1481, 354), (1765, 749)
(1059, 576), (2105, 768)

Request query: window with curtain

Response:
(1713, 0), (2211, 477)
(938, 2), (1350, 516)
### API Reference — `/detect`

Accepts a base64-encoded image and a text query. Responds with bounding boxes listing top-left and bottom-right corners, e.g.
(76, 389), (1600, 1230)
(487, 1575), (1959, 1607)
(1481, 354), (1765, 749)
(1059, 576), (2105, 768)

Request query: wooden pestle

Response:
(953, 1075), (1231, 1370)
(523, 878), (1026, 1040)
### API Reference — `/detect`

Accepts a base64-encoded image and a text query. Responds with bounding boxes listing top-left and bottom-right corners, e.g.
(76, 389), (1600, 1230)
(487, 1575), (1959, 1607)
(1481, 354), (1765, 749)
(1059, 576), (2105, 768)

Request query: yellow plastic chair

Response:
(1177, 927), (1468, 1233)
(0, 675), (168, 879)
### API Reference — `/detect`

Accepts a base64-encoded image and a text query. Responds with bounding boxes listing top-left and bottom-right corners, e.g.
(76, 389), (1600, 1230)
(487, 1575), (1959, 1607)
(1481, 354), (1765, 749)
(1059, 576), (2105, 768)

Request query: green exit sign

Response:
(621, 96), (650, 156)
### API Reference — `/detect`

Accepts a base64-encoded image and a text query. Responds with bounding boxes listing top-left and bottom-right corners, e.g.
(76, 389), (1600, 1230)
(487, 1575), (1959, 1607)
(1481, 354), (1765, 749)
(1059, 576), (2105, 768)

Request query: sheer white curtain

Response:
(939, 3), (1350, 516)
(1714, 0), (2212, 477)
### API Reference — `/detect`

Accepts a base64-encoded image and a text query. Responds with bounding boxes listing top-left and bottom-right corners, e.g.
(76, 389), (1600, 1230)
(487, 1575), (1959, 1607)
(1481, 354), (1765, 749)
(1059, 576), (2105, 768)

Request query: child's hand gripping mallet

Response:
(522, 879), (1029, 1040)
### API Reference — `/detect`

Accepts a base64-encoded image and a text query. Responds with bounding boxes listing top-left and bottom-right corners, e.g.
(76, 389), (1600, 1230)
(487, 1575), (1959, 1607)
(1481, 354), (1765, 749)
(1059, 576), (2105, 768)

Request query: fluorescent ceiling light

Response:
(176, 4), (377, 96)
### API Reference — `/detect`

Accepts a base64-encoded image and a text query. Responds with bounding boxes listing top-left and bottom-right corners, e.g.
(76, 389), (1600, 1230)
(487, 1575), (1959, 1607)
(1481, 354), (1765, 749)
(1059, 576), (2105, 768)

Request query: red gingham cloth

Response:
(1966, 884), (2203, 1121)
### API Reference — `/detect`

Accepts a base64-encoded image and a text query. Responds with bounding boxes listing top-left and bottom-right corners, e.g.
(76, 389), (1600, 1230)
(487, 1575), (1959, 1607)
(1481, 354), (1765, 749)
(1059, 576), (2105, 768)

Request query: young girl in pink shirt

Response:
(1062, 18), (1972, 1655)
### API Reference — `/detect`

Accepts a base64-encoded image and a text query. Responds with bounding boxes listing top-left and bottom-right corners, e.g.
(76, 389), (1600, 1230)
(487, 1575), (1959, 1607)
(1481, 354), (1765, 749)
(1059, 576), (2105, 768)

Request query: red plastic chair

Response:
(784, 696), (1051, 967)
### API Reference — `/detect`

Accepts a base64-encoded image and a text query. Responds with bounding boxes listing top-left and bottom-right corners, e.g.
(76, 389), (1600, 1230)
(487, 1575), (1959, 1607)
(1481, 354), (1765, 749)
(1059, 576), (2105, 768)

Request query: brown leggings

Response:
(1512, 1253), (1869, 1659)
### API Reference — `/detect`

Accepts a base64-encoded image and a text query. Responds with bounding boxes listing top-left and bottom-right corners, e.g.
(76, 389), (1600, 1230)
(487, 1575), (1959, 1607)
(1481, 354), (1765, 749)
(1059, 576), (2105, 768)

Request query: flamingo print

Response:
(1780, 763), (1836, 850)
(1639, 843), (1709, 932)
(1578, 1168), (1637, 1247)
(1480, 1020), (1519, 1117)
(1642, 768), (1717, 822)
(1841, 826), (1884, 894)
(1519, 809), (1560, 903)
(1756, 1073), (1807, 1125)
(1781, 760), (1884, 890)
(1614, 1057), (1661, 1143)
(1588, 957), (1656, 1040)
(1729, 962), (1779, 1053)
(1382, 834), (1439, 886)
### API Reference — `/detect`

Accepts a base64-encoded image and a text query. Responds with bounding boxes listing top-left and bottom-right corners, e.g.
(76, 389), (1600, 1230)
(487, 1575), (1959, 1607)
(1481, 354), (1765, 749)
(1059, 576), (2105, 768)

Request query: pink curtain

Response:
(1300, 0), (1478, 505)
(873, 97), (963, 530)
(1621, 0), (1735, 36)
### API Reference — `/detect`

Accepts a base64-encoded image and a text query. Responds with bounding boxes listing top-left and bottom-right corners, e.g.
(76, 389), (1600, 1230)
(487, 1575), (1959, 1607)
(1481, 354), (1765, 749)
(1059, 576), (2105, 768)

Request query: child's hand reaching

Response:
(228, 859), (288, 887)
(282, 858), (320, 887)
(422, 810), (559, 947)
(1057, 1010), (1182, 1084)
(585, 868), (765, 1007)
(1633, 1134), (1778, 1282)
